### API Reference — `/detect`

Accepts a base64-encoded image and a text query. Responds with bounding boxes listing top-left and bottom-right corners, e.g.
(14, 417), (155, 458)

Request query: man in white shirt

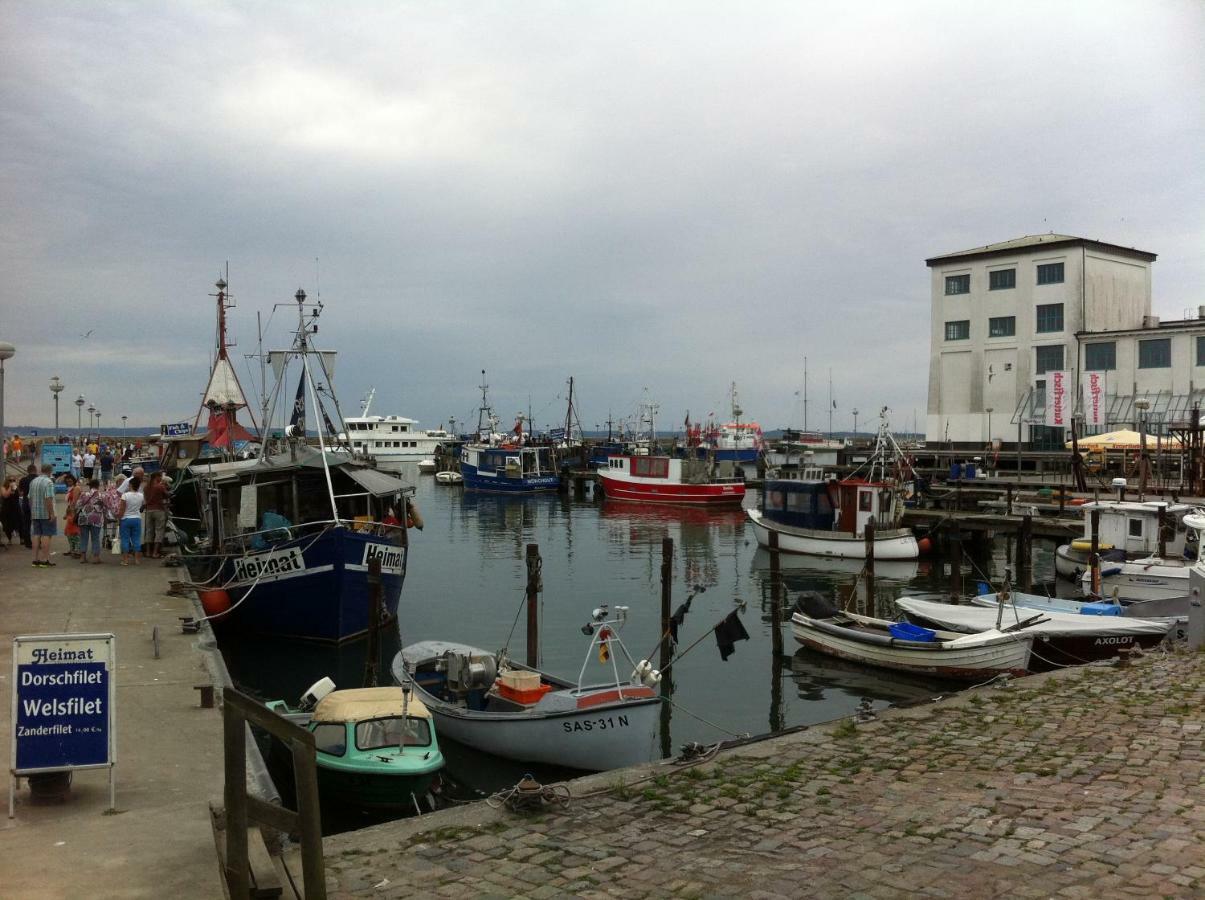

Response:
(116, 466), (145, 494)
(82, 451), (97, 480)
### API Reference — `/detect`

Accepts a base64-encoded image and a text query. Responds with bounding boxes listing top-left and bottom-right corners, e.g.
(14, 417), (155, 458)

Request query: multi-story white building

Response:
(923, 234), (1205, 449)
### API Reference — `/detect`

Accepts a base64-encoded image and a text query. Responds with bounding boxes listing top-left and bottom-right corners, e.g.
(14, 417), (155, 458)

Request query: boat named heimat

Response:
(341, 388), (457, 471)
(747, 408), (922, 559)
(459, 372), (561, 494)
(185, 287), (418, 643)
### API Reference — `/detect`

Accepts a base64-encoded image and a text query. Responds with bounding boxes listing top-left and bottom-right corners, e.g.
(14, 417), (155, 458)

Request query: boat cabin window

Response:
(1129, 519), (1143, 538)
(355, 716), (432, 750)
(858, 491), (873, 512)
(312, 723), (347, 757)
(632, 457), (669, 478)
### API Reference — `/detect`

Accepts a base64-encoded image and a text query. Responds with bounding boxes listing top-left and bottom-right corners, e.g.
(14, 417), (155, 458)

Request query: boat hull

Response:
(460, 461), (560, 494)
(1082, 562), (1189, 602)
(315, 765), (440, 810)
(597, 473), (746, 506)
(748, 509), (918, 560)
(209, 527), (404, 643)
(790, 615), (1031, 680)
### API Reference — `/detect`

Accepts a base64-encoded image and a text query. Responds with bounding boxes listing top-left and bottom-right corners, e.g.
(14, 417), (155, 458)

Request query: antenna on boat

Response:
(802, 356), (808, 433)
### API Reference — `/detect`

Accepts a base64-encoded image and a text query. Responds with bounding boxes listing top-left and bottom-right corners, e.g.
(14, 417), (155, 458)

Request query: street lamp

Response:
(88, 404), (95, 430)
(985, 407), (993, 444)
(75, 395), (85, 432)
(122, 415), (127, 435)
(1135, 397), (1151, 499)
(0, 341), (14, 465)
(852, 408), (859, 436)
(96, 411), (102, 435)
(49, 375), (64, 434)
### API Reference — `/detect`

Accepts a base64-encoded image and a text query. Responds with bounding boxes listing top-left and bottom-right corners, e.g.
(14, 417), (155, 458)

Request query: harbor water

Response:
(218, 465), (1055, 830)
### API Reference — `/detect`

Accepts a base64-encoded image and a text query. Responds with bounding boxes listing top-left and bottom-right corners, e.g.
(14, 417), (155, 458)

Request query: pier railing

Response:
(221, 688), (325, 900)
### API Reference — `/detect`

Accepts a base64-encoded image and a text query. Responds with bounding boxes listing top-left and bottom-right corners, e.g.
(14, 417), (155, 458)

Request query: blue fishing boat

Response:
(459, 372), (560, 494)
(186, 287), (418, 643)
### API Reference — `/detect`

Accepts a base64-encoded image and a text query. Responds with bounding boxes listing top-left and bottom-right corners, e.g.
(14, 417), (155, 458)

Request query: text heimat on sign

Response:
(1045, 370), (1070, 428)
(10, 633), (116, 817)
(1082, 372), (1106, 427)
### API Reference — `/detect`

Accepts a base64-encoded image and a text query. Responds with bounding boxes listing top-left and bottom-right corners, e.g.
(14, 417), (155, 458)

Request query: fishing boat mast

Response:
(193, 274), (259, 453)
(475, 370), (498, 444)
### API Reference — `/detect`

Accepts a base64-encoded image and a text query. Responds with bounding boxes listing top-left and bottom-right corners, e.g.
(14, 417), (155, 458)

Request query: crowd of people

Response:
(1, 437), (172, 568)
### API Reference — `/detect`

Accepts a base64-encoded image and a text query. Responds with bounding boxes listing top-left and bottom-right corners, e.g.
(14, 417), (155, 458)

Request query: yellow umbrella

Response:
(1065, 429), (1182, 451)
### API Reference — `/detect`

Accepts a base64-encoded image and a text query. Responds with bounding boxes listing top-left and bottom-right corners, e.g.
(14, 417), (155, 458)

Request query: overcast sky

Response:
(2, 1), (1202, 436)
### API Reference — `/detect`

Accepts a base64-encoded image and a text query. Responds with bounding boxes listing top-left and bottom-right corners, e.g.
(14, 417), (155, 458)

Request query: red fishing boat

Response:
(597, 454), (745, 506)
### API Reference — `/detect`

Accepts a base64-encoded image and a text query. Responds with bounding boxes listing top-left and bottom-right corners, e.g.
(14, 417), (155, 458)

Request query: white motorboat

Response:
(1078, 512), (1205, 602)
(895, 596), (1173, 670)
(434, 470), (463, 485)
(1054, 500), (1195, 581)
(417, 458), (437, 473)
(789, 593), (1031, 681)
(968, 591), (1189, 643)
(390, 606), (661, 772)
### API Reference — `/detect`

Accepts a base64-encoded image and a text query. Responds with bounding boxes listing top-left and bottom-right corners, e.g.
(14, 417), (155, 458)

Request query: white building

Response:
(922, 234), (1205, 449)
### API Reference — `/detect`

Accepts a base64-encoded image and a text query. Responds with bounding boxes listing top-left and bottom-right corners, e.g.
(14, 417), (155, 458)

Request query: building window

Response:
(1037, 262), (1064, 285)
(1138, 338), (1171, 369)
(944, 320), (970, 341)
(988, 316), (1015, 337)
(989, 269), (1016, 291)
(1035, 344), (1064, 375)
(1197, 336), (1205, 366)
(1084, 342), (1116, 371)
(1036, 303), (1064, 333)
(944, 274), (970, 295)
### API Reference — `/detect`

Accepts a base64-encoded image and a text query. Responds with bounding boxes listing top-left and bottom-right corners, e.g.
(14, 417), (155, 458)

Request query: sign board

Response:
(237, 484), (258, 529)
(1082, 372), (1107, 428)
(40, 443), (73, 475)
(10, 633), (116, 817)
(162, 421), (192, 437)
(1044, 370), (1070, 428)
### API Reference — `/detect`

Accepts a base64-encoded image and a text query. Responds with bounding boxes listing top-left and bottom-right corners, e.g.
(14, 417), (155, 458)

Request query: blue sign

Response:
(162, 421), (192, 437)
(11, 634), (115, 774)
(40, 443), (73, 475)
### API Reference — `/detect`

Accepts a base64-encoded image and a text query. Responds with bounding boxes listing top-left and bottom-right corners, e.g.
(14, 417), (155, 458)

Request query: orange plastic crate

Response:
(496, 682), (552, 705)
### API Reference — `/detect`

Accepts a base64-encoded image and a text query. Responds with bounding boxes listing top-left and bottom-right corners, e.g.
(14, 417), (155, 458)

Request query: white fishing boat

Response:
(789, 593), (1031, 681)
(390, 606), (661, 772)
(748, 409), (923, 560)
(434, 470), (463, 485)
(1054, 500), (1195, 581)
(895, 596), (1173, 670)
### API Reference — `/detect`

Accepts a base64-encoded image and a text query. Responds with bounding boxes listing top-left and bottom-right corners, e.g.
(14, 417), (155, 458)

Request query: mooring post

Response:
(1158, 504), (1168, 560)
(1090, 507), (1101, 597)
(1006, 483), (1013, 517)
(362, 557), (383, 687)
(1059, 472), (1066, 515)
(1019, 514), (1033, 592)
(948, 526), (963, 600)
(864, 517), (876, 613)
(660, 537), (674, 670)
(525, 543), (540, 668)
(769, 541), (783, 657)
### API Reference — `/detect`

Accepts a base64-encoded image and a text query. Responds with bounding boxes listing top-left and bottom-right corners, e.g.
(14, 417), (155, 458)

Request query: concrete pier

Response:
(295, 649), (1204, 898)
(0, 497), (226, 899)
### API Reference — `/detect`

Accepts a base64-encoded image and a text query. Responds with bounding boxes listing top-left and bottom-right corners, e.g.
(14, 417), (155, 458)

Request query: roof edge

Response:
(927, 237), (1157, 267)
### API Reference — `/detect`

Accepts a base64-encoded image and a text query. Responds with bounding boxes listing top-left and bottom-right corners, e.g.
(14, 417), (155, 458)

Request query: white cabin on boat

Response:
(341, 415), (454, 469)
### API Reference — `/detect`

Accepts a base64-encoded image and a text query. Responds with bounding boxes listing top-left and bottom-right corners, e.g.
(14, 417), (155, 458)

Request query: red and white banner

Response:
(1044, 370), (1070, 428)
(1082, 372), (1107, 428)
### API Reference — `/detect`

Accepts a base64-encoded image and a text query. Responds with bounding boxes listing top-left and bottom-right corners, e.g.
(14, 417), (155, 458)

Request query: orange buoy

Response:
(199, 589), (232, 616)
(916, 536), (934, 556)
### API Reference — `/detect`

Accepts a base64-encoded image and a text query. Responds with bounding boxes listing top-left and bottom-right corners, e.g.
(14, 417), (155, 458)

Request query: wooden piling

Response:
(1019, 514), (1033, 592)
(864, 518), (876, 614)
(1158, 504), (1168, 560)
(660, 537), (674, 670)
(1090, 508), (1100, 597)
(948, 526), (962, 600)
(525, 543), (540, 668)
(362, 557), (382, 687)
(1006, 484), (1013, 517)
(769, 541), (783, 658)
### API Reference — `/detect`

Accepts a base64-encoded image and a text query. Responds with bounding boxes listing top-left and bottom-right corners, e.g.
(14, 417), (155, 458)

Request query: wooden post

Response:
(769, 541), (783, 658)
(1006, 483), (1013, 517)
(1059, 472), (1066, 515)
(1090, 508), (1101, 598)
(525, 543), (540, 668)
(222, 700), (250, 899)
(362, 557), (382, 688)
(864, 517), (876, 614)
(291, 743), (324, 897)
(1158, 504), (1168, 560)
(948, 526), (962, 601)
(660, 537), (674, 669)
(1019, 514), (1033, 592)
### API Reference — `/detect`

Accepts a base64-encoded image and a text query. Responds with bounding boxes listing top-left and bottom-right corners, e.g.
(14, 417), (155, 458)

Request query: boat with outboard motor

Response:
(789, 592), (1032, 680)
(267, 678), (444, 811)
(747, 409), (921, 559)
(184, 287), (418, 643)
(967, 590), (1189, 643)
(1077, 510), (1205, 602)
(390, 605), (662, 771)
(894, 595), (1173, 670)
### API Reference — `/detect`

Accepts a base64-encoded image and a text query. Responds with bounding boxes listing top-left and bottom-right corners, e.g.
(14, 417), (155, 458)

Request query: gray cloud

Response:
(1, 1), (1201, 435)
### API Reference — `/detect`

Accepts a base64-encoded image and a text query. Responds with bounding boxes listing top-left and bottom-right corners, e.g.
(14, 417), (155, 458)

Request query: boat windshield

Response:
(312, 723), (347, 757)
(355, 716), (432, 750)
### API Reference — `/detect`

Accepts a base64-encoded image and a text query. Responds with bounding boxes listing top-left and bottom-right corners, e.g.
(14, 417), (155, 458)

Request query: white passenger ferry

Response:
(340, 390), (457, 471)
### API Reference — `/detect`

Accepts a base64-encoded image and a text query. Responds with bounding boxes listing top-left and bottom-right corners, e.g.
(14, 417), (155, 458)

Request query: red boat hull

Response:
(598, 474), (746, 506)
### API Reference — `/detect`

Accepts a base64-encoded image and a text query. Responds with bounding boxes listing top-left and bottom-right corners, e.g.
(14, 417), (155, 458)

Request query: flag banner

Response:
(1082, 372), (1106, 427)
(289, 370), (306, 432)
(1044, 370), (1070, 428)
(549, 428), (566, 440)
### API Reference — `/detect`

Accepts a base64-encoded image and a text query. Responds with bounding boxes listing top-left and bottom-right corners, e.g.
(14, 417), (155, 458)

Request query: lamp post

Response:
(1136, 397), (1151, 500)
(0, 341), (14, 465)
(985, 407), (993, 445)
(88, 404), (95, 430)
(49, 375), (64, 434)
(96, 411), (101, 436)
(76, 395), (85, 433)
(122, 415), (127, 435)
(852, 407), (859, 437)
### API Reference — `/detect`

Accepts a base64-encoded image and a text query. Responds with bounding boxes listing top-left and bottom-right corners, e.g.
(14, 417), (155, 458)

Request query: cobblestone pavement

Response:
(314, 649), (1204, 899)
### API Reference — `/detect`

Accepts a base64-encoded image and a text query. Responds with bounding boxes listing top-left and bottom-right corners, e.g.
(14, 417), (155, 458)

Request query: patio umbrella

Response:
(1065, 429), (1182, 451)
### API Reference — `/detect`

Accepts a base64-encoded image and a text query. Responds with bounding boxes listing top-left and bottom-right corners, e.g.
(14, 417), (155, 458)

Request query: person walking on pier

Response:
(99, 446), (114, 483)
(82, 448), (96, 481)
(17, 463), (36, 549)
(71, 448), (82, 479)
(76, 478), (105, 563)
(63, 474), (82, 558)
(29, 463), (57, 567)
(117, 475), (144, 566)
(143, 471), (169, 559)
(1, 476), (20, 545)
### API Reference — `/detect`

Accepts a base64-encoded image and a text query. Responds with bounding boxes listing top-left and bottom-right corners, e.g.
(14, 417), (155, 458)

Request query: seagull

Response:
(80, 329), (94, 338)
